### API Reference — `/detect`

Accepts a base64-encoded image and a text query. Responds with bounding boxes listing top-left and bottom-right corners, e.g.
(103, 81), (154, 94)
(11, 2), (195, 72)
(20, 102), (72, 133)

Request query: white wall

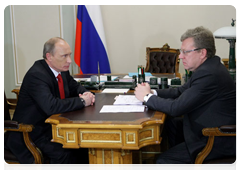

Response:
(11, 5), (62, 85)
(4, 5), (236, 98)
(101, 5), (236, 74)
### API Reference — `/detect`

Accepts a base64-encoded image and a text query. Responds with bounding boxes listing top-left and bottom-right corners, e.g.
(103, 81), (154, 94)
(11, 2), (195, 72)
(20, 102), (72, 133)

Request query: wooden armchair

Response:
(4, 93), (43, 164)
(195, 125), (236, 164)
(4, 94), (15, 120)
(145, 43), (180, 75)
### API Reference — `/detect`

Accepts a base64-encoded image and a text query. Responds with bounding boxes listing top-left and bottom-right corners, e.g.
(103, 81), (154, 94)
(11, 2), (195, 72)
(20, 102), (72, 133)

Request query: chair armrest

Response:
(4, 120), (19, 129)
(195, 125), (236, 164)
(6, 99), (17, 110)
(7, 100), (17, 107)
(202, 125), (236, 137)
(4, 120), (43, 164)
(4, 120), (33, 132)
(219, 125), (236, 133)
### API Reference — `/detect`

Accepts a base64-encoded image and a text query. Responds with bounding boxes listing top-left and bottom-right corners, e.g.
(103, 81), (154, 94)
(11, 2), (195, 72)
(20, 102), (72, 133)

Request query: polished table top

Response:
(60, 93), (154, 123)
(47, 93), (165, 128)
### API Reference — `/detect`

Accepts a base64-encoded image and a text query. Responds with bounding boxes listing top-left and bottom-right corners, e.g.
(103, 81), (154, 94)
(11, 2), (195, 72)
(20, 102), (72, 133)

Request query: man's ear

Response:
(46, 53), (52, 61)
(200, 49), (207, 59)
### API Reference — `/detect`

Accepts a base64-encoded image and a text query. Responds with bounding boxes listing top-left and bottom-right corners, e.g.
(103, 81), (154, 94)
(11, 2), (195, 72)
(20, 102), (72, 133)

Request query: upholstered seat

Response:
(195, 125), (236, 164)
(145, 44), (180, 74)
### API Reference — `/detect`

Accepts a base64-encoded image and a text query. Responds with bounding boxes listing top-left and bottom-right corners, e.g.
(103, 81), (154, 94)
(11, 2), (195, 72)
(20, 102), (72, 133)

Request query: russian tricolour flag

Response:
(74, 5), (111, 74)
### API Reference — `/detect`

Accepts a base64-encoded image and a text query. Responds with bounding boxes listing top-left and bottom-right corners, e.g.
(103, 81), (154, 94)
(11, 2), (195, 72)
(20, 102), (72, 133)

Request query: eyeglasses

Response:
(180, 48), (203, 55)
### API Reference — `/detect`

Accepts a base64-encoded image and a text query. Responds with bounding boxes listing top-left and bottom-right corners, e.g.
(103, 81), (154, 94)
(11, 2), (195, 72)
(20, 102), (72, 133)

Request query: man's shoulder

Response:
(28, 59), (47, 72)
(32, 59), (47, 68)
(24, 59), (52, 80)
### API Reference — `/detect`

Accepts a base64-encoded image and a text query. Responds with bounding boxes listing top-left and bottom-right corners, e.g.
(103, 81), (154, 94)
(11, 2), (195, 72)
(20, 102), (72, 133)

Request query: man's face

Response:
(46, 40), (72, 72)
(179, 37), (206, 72)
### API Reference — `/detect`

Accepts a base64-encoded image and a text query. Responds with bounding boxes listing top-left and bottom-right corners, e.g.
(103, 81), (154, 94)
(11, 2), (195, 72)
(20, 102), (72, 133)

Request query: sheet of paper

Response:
(100, 105), (145, 113)
(74, 78), (90, 82)
(113, 95), (142, 105)
(123, 75), (131, 79)
(102, 88), (129, 93)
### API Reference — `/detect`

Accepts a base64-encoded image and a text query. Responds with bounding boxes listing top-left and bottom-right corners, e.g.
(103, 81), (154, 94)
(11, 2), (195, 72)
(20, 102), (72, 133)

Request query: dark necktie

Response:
(57, 74), (65, 99)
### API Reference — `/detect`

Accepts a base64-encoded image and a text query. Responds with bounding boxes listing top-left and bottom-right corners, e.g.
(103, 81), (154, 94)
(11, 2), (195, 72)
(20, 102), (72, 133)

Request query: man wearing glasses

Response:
(135, 26), (236, 163)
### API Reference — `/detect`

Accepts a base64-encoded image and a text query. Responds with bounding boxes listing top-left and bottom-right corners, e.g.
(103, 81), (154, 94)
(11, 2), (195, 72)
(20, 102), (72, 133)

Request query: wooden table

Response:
(45, 93), (166, 164)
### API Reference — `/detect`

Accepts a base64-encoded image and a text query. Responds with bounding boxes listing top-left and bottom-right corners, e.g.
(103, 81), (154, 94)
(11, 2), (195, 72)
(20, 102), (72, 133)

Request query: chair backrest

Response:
(4, 92), (11, 120)
(145, 43), (180, 74)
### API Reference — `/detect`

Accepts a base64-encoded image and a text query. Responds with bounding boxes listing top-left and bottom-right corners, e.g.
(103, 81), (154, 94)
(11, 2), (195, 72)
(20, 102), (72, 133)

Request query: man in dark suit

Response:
(135, 27), (236, 163)
(6, 37), (95, 163)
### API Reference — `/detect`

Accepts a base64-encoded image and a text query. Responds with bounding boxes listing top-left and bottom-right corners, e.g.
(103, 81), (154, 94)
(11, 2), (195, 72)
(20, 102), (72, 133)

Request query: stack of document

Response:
(100, 95), (145, 113)
(113, 95), (142, 105)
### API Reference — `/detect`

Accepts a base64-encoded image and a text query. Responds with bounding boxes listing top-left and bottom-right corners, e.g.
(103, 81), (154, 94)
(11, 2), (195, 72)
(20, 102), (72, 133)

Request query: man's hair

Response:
(180, 26), (216, 58)
(43, 37), (65, 59)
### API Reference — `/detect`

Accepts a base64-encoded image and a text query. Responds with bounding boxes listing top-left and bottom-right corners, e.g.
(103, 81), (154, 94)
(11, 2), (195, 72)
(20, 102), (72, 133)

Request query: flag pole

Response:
(98, 62), (100, 84)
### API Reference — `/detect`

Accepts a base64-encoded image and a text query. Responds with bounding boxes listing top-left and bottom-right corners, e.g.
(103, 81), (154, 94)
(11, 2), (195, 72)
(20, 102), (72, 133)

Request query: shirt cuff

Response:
(143, 90), (157, 102)
(152, 90), (157, 96)
(143, 94), (152, 102)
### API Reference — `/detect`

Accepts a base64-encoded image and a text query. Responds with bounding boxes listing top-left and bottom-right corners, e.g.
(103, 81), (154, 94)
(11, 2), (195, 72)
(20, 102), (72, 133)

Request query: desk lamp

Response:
(213, 19), (236, 81)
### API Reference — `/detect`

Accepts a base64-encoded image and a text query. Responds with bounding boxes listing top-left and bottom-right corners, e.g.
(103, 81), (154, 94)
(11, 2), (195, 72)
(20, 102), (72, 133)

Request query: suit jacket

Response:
(6, 59), (88, 163)
(146, 56), (236, 162)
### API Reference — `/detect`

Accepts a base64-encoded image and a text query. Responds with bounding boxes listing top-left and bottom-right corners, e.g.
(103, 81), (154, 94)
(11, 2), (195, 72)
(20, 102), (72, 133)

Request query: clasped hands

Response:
(134, 82), (152, 102)
(79, 92), (95, 106)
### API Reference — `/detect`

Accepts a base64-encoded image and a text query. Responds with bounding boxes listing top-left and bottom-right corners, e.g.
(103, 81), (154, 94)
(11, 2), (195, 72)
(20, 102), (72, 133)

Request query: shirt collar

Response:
(48, 66), (60, 78)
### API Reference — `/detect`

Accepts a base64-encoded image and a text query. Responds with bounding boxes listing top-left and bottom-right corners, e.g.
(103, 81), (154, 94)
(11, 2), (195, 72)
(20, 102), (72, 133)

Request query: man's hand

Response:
(79, 92), (95, 106)
(134, 82), (151, 102)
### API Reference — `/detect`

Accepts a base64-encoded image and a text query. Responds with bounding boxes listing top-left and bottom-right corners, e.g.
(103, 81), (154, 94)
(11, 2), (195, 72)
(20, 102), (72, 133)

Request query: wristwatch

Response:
(80, 97), (86, 106)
